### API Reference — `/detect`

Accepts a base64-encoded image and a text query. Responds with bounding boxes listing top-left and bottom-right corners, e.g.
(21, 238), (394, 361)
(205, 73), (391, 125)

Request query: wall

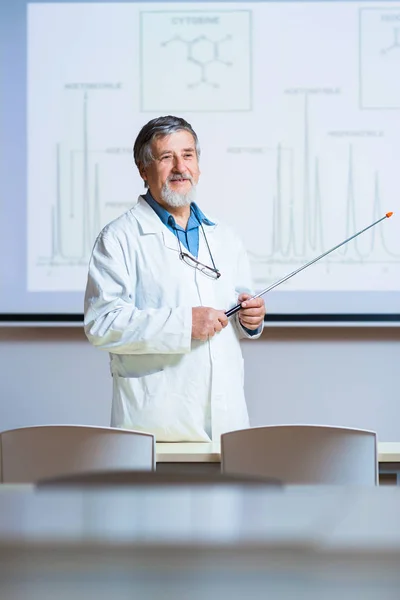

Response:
(0, 326), (399, 441)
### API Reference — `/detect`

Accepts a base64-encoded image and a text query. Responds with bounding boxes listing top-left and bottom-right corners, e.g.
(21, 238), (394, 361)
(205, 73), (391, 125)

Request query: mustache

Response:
(168, 174), (193, 183)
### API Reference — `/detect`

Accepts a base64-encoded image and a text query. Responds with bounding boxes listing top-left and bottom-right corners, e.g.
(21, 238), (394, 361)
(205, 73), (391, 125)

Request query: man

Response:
(84, 115), (265, 442)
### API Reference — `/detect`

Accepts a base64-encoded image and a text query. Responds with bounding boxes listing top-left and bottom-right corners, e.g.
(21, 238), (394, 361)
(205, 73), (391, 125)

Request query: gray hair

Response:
(133, 116), (201, 174)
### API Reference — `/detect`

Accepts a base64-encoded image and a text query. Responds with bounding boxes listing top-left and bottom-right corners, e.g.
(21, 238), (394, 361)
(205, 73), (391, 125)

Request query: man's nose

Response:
(173, 156), (186, 172)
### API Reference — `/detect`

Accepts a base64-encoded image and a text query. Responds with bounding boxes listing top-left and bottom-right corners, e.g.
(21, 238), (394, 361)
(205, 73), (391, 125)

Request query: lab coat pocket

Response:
(117, 370), (166, 413)
(141, 369), (166, 398)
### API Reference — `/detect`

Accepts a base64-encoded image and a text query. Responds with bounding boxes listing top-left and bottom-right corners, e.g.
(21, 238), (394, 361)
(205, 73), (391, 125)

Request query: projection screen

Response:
(1, 0), (399, 323)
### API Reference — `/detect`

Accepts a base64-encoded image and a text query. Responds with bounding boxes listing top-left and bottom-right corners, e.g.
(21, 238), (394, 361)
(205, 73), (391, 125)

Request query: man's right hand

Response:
(192, 307), (229, 341)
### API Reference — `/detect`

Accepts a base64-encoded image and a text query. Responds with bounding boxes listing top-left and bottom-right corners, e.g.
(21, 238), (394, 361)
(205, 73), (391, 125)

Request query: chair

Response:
(221, 425), (378, 485)
(0, 425), (155, 483)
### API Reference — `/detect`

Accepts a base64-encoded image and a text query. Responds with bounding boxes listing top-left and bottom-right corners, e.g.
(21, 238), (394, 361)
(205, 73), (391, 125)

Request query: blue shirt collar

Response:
(143, 190), (215, 231)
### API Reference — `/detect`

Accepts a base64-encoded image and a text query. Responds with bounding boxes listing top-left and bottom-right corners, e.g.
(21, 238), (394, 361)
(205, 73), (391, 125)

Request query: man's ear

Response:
(139, 163), (147, 182)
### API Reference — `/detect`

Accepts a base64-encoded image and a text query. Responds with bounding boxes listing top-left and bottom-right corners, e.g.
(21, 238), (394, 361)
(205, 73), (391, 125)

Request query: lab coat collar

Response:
(131, 196), (218, 252)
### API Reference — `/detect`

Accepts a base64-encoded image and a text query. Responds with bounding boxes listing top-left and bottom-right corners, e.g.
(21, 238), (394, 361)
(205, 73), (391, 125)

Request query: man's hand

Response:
(238, 293), (265, 331)
(192, 307), (228, 341)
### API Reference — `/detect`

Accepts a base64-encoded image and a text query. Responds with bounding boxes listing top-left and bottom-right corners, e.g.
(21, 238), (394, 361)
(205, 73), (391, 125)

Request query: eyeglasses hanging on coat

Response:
(172, 208), (221, 280)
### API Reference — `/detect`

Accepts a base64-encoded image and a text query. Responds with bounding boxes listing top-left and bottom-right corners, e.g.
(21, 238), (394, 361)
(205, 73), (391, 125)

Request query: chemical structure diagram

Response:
(381, 27), (400, 55)
(160, 34), (233, 88)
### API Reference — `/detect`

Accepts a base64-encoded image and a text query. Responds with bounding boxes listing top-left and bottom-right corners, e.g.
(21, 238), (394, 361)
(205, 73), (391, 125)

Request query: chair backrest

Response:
(221, 425), (378, 485)
(0, 425), (156, 483)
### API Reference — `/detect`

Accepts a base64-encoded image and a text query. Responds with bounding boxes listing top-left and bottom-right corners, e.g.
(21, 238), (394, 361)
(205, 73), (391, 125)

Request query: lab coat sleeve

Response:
(232, 236), (264, 341)
(84, 233), (192, 354)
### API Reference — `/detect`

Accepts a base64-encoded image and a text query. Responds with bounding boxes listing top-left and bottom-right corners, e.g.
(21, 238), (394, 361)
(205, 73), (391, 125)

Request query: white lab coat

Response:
(84, 196), (263, 442)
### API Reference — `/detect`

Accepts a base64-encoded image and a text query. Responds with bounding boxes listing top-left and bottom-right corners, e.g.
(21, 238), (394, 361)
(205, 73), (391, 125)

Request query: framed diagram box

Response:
(359, 8), (400, 109)
(140, 10), (252, 112)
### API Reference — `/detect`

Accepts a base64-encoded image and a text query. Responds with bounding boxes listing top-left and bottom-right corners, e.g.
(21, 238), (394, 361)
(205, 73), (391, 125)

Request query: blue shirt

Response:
(143, 190), (214, 258)
(143, 191), (261, 337)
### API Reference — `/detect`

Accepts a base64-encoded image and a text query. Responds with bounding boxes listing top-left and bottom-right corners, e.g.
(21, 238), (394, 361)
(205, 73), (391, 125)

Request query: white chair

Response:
(0, 425), (156, 483)
(221, 424), (378, 485)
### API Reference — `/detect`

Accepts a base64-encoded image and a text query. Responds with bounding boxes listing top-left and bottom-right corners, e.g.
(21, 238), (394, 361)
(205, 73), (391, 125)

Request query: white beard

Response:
(161, 180), (197, 208)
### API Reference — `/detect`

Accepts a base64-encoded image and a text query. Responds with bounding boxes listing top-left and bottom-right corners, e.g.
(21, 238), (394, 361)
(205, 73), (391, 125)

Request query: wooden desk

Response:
(157, 442), (220, 463)
(157, 441), (400, 483)
(377, 443), (400, 484)
(156, 442), (220, 474)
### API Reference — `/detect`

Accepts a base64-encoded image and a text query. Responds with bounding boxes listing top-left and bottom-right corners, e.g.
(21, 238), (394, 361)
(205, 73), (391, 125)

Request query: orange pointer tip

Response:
(386, 212), (393, 218)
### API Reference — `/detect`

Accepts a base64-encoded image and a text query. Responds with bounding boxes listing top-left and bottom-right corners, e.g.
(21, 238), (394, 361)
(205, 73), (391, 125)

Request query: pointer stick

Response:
(225, 212), (394, 318)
